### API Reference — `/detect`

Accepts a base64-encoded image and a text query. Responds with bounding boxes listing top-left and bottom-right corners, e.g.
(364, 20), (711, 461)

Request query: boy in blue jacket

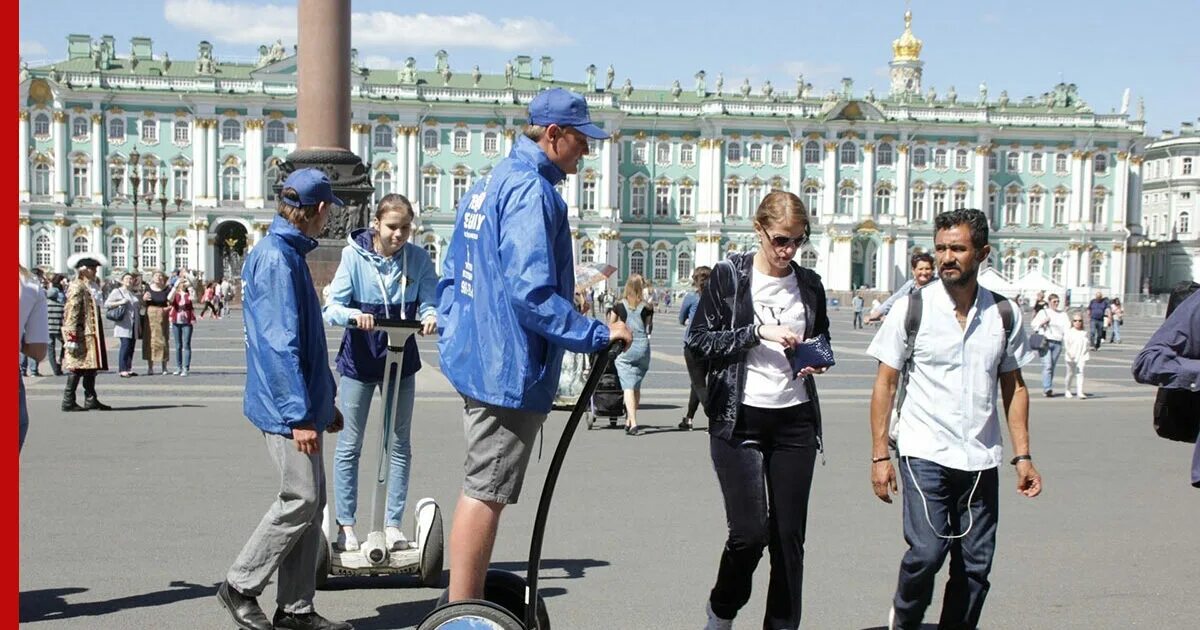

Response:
(437, 88), (632, 601)
(217, 169), (352, 630)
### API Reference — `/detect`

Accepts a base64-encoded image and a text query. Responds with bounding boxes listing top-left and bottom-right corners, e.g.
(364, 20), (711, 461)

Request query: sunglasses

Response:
(1072, 319), (1084, 323)
(762, 233), (809, 249)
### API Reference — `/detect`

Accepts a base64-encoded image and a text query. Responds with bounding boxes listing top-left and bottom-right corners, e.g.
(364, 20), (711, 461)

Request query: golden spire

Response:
(892, 9), (923, 62)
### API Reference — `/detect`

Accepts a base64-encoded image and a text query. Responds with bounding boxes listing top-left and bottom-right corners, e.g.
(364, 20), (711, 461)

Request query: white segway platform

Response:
(316, 318), (444, 588)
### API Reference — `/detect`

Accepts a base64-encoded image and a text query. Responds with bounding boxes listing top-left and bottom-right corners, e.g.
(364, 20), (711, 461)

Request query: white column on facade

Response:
(245, 119), (264, 209)
(788, 139), (803, 196)
(394, 128), (408, 197)
(1081, 151), (1095, 226)
(878, 235), (895, 290)
(90, 113), (104, 203)
(599, 137), (613, 212)
(973, 146), (989, 210)
(1110, 243), (1126, 296)
(89, 218), (102, 261)
(18, 218), (31, 268)
(53, 217), (69, 272)
(192, 120), (207, 204)
(830, 234), (852, 291)
(408, 128), (422, 200)
(895, 144), (910, 219)
(822, 140), (837, 220)
(696, 138), (712, 220)
(1113, 151), (1130, 227)
(52, 111), (68, 203)
(349, 123), (365, 161)
(1069, 150), (1086, 225)
(19, 111), (30, 202)
(502, 126), (514, 155)
(205, 120), (218, 206)
(564, 173), (578, 215)
(861, 142), (876, 219)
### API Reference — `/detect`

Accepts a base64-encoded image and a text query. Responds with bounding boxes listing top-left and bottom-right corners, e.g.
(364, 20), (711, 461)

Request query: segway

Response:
(416, 340), (625, 630)
(317, 318), (444, 588)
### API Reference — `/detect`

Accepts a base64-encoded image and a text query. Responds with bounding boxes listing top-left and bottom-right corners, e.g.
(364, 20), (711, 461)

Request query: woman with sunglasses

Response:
(1030, 293), (1070, 397)
(686, 190), (831, 630)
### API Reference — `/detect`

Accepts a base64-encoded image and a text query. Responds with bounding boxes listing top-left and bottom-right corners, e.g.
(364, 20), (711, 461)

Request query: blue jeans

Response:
(334, 374), (416, 527)
(1109, 319), (1121, 343)
(893, 457), (999, 630)
(118, 337), (135, 373)
(1090, 319), (1105, 350)
(1040, 340), (1062, 392)
(173, 323), (193, 371)
(19, 371), (28, 451)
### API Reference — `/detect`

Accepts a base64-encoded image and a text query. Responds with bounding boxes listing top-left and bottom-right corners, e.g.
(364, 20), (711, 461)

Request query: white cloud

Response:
(20, 40), (48, 57)
(163, 0), (571, 51)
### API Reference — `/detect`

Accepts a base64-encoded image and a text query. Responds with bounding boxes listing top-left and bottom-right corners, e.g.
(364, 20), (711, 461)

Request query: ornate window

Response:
(141, 236), (159, 271)
(109, 235), (127, 270)
(1090, 187), (1106, 224)
(1025, 255), (1040, 276)
(373, 124), (393, 149)
(653, 250), (670, 283)
(655, 182), (671, 217)
(1003, 256), (1016, 279)
(452, 129), (469, 154)
(952, 188), (967, 210)
(748, 143), (763, 164)
(932, 188), (947, 216)
(174, 120), (191, 144)
(1029, 191), (1044, 224)
(483, 131), (499, 155)
(838, 183), (856, 214)
(656, 142), (671, 165)
(33, 162), (51, 196)
(726, 141), (742, 164)
(221, 166), (242, 201)
(875, 185), (893, 215)
(747, 180), (764, 212)
(72, 162), (89, 200)
(173, 165), (191, 202)
(1053, 191), (1068, 225)
(630, 178), (647, 217)
(954, 149), (969, 170)
(423, 241), (439, 267)
(933, 148), (948, 170)
(108, 117), (125, 141)
(72, 116), (89, 138)
(1093, 153), (1108, 174)
(373, 169), (392, 203)
(265, 120), (286, 145)
(264, 160), (281, 201)
(1030, 152), (1044, 173)
(800, 250), (818, 269)
(34, 233), (53, 268)
(1089, 256), (1104, 287)
(422, 129), (439, 152)
(840, 141), (857, 165)
(580, 241), (596, 265)
(421, 172), (439, 209)
(1055, 153), (1068, 174)
(804, 184), (820, 216)
(876, 142), (894, 167)
(141, 119), (158, 143)
(1051, 257), (1065, 286)
(769, 143), (785, 166)
(452, 174), (469, 208)
(581, 180), (597, 212)
(632, 141), (647, 164)
(724, 179), (741, 217)
(33, 113), (51, 137)
(1006, 151), (1020, 172)
(678, 185), (694, 218)
(680, 143), (695, 165)
(911, 147), (927, 169)
(676, 251), (693, 281)
(1178, 212), (1190, 234)
(221, 119), (242, 143)
(911, 186), (926, 221)
(988, 151), (998, 172)
(629, 250), (645, 277)
(1004, 188), (1020, 225)
(173, 237), (190, 270)
(72, 234), (90, 254)
(1183, 157), (1193, 176)
(803, 141), (821, 164)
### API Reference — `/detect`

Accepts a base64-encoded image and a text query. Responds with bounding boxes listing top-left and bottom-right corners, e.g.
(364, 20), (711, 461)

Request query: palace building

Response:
(19, 11), (1164, 299)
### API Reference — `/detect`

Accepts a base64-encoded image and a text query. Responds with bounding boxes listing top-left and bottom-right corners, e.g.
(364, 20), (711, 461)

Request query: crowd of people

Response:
(19, 87), (1196, 630)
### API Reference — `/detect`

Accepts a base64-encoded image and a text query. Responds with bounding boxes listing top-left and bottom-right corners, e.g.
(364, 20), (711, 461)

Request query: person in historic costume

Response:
(61, 253), (112, 412)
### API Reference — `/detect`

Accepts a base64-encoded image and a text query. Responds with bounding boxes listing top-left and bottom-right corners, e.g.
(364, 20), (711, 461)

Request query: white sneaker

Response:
(386, 526), (413, 550)
(180, 370), (189, 377)
(704, 601), (732, 630)
(1077, 392), (1087, 399)
(888, 606), (896, 630)
(1065, 391), (1074, 398)
(172, 369), (181, 375)
(336, 526), (360, 551)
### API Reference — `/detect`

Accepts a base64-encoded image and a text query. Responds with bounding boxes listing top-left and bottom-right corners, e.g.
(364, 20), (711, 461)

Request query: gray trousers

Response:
(227, 432), (325, 614)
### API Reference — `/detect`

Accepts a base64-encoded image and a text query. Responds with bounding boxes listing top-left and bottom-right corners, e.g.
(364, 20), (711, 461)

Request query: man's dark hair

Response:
(910, 252), (934, 269)
(934, 208), (989, 250)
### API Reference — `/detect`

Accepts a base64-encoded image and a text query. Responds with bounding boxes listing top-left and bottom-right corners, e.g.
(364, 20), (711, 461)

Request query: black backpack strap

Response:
(890, 290), (923, 448)
(989, 290), (1014, 360)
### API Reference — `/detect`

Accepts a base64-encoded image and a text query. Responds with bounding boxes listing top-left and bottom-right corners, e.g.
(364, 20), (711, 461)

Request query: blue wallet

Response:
(787, 334), (835, 377)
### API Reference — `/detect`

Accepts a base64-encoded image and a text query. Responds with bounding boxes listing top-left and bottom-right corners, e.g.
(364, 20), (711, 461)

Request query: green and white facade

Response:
(18, 13), (1158, 298)
(1138, 126), (1200, 292)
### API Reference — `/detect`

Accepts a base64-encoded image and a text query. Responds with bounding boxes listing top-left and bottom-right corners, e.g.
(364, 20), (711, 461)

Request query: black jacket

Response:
(684, 252), (830, 443)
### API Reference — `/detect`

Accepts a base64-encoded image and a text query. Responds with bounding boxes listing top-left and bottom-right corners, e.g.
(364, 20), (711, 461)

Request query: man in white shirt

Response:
(866, 208), (1043, 630)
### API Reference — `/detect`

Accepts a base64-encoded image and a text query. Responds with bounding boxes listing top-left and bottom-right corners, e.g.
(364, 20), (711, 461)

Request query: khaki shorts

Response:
(462, 397), (547, 504)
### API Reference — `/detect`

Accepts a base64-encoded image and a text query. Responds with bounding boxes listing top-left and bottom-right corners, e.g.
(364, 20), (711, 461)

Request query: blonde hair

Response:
(754, 190), (810, 234)
(622, 273), (646, 307)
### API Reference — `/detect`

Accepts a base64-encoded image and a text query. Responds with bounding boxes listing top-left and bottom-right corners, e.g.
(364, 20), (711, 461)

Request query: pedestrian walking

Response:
(1062, 311), (1091, 399)
(217, 169), (352, 630)
(45, 274), (66, 376)
(1030, 294), (1069, 397)
(200, 282), (220, 319)
(852, 289), (866, 329)
(608, 273), (653, 436)
(322, 193), (438, 554)
(19, 264), (49, 451)
(677, 265), (712, 431)
(167, 277), (196, 376)
(866, 208), (1041, 630)
(105, 273), (142, 378)
(1087, 291), (1109, 350)
(142, 271), (171, 376)
(436, 88), (632, 604)
(866, 253), (935, 324)
(220, 277), (234, 317)
(685, 191), (831, 630)
(61, 254), (111, 412)
(1108, 297), (1124, 343)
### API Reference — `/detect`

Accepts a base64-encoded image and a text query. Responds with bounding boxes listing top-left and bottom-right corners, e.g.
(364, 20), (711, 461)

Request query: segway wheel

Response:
(433, 570), (550, 629)
(417, 599), (524, 630)
(315, 529), (331, 589)
(419, 505), (445, 588)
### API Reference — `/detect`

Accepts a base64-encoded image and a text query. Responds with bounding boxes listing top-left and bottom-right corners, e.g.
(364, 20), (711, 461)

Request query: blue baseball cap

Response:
(528, 88), (609, 139)
(281, 168), (344, 207)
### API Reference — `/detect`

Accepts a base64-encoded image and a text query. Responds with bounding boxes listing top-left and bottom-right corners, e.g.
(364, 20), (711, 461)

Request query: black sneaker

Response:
(678, 418), (693, 431)
(216, 581), (272, 630)
(272, 609), (354, 630)
(1044, 390), (1053, 398)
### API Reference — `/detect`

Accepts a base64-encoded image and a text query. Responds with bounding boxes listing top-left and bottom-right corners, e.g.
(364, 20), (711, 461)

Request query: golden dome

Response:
(892, 9), (923, 62)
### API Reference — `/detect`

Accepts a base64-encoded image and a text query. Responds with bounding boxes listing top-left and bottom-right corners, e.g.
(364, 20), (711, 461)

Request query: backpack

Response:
(1152, 281), (1200, 443)
(889, 287), (1015, 444)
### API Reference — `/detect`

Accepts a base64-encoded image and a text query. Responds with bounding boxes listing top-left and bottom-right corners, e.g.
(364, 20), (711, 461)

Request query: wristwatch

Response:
(1010, 454), (1032, 465)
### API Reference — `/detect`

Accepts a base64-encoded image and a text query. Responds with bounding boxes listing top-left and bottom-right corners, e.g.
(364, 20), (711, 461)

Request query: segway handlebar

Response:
(346, 318), (424, 330)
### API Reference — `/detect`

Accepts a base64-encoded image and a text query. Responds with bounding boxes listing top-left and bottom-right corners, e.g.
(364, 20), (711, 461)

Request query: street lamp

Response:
(155, 174), (174, 270)
(129, 147), (142, 270)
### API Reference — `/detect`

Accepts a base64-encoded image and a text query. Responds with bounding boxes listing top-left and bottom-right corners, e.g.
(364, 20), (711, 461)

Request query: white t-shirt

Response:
(1030, 307), (1069, 342)
(742, 268), (809, 408)
(20, 273), (49, 353)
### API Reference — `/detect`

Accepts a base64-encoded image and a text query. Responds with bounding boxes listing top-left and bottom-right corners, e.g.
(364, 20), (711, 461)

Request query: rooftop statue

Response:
(978, 81), (988, 106)
(946, 85), (957, 104)
(585, 64), (596, 91)
(504, 60), (514, 88)
(739, 78), (751, 99)
(694, 70), (706, 96)
(670, 80), (682, 101)
(161, 52), (171, 73)
(605, 64), (614, 91)
(400, 57), (417, 84)
(715, 72), (724, 97)
(196, 41), (215, 76)
(762, 80), (774, 101)
(998, 90), (1009, 109)
(472, 65), (482, 87)
(621, 78), (633, 98)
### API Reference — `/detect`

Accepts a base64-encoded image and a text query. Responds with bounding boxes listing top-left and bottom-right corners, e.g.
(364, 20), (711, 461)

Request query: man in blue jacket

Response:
(217, 169), (352, 630)
(437, 88), (632, 601)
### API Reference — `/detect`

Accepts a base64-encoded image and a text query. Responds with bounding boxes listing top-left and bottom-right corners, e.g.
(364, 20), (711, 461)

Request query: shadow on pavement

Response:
(19, 580), (218, 623)
(638, 403), (680, 411)
(107, 404), (207, 411)
(489, 557), (610, 581)
(345, 597), (440, 630)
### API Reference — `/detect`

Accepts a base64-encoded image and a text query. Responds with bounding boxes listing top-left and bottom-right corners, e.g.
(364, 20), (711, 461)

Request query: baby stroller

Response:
(587, 356), (626, 430)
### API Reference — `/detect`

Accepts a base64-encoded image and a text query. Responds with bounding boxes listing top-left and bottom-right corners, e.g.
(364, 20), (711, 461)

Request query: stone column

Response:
(829, 233), (853, 291)
(973, 146), (989, 210)
(193, 219), (210, 278)
(697, 138), (713, 220)
(599, 136), (613, 212)
(192, 119), (208, 204)
(1110, 243), (1126, 297)
(502, 126), (514, 155)
(895, 144), (910, 219)
(205, 120), (219, 206)
(1113, 151), (1130, 227)
(349, 122), (365, 161)
(878, 235), (895, 290)
(1129, 156), (1144, 234)
(52, 111), (68, 203)
(861, 142), (875, 219)
(695, 233), (721, 269)
(408, 128), (421, 200)
(18, 111), (29, 202)
(298, 0), (350, 152)
(245, 119), (264, 208)
(90, 217), (103, 262)
(788, 139), (803, 195)
(53, 216), (70, 272)
(1070, 150), (1086, 225)
(822, 140), (837, 219)
(1081, 151), (1095, 225)
(18, 217), (31, 268)
(1065, 244), (1081, 293)
(90, 113), (105, 203)
(393, 127), (408, 196)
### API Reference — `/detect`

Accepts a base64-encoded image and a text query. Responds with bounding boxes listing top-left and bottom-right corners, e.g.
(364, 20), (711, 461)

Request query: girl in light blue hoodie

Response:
(322, 194), (438, 552)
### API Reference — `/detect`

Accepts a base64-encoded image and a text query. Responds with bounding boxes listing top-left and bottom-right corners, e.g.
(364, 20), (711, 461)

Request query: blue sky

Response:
(18, 0), (1199, 135)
